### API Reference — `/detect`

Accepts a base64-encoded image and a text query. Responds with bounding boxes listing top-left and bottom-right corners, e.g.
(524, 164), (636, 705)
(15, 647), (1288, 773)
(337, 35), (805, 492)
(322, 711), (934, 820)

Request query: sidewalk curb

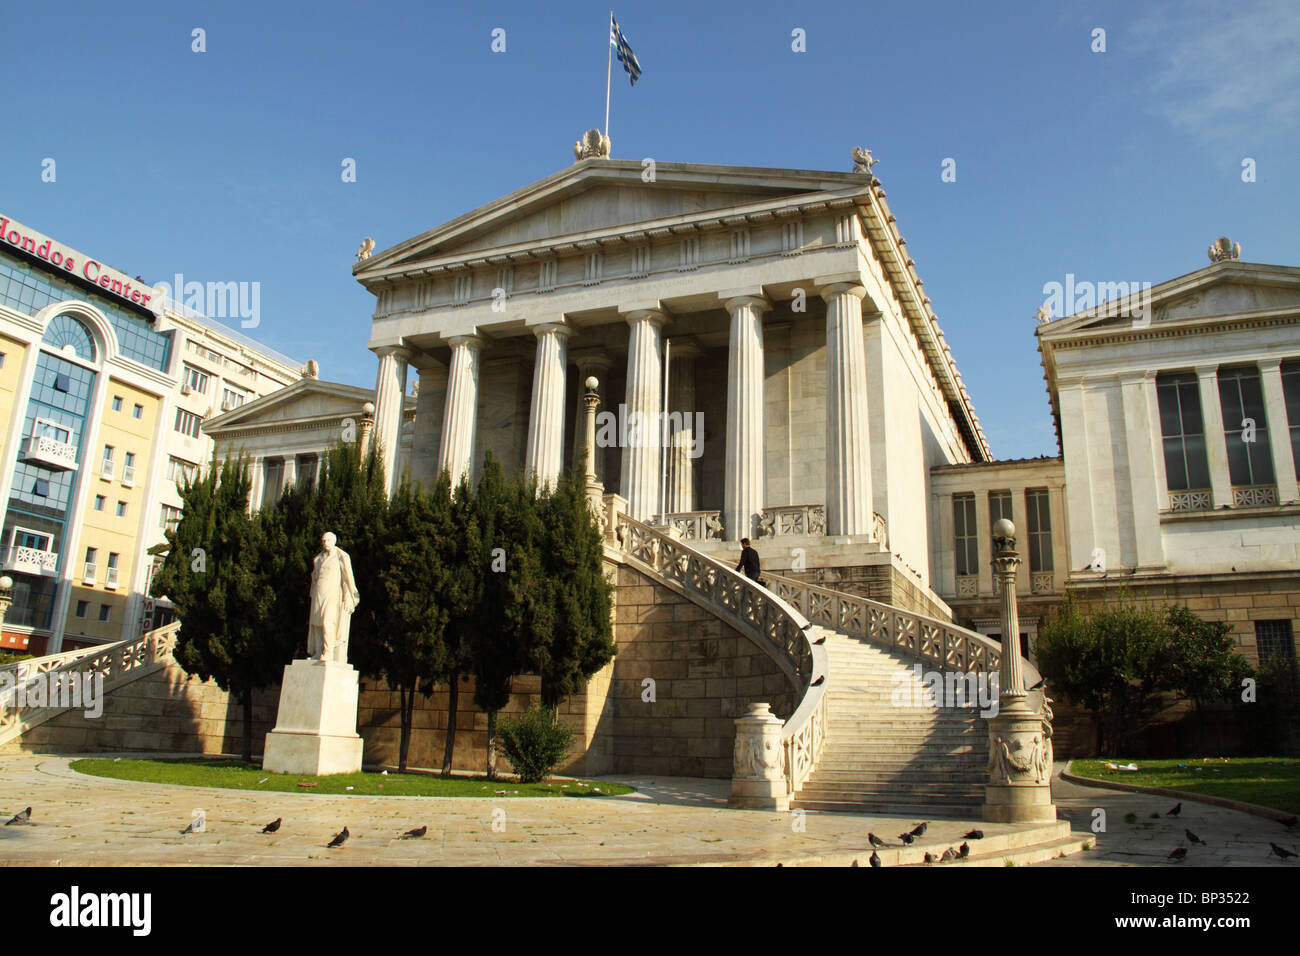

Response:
(1061, 760), (1298, 824)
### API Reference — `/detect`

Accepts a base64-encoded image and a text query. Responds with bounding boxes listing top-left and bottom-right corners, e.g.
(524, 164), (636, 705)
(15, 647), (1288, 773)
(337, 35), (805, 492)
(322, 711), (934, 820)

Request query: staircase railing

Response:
(762, 570), (1043, 691)
(609, 512), (828, 796)
(0, 622), (180, 746)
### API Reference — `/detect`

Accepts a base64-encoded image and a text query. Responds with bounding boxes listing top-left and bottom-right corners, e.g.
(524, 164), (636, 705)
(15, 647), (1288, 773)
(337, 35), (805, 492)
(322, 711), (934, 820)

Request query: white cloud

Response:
(1130, 0), (1300, 142)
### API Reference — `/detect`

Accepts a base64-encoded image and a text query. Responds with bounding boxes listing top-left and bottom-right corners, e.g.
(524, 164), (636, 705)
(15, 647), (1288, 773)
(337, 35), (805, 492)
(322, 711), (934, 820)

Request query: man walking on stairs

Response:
(736, 537), (764, 586)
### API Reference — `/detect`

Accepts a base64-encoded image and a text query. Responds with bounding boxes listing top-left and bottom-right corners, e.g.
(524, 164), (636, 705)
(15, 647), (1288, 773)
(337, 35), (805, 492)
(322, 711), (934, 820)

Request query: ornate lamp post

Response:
(983, 519), (1056, 823)
(583, 377), (605, 518)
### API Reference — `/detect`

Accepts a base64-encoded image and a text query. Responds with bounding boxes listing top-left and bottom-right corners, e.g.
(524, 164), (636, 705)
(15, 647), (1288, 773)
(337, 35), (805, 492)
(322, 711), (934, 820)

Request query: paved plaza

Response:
(0, 753), (1293, 867)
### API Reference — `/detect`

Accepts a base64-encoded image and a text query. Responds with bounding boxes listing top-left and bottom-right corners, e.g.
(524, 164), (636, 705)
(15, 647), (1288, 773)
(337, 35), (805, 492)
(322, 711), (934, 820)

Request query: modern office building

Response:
(0, 212), (301, 655)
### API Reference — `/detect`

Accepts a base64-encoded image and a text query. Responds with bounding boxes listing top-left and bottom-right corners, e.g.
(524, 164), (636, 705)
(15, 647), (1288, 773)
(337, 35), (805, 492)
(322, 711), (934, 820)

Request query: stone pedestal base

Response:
(729, 778), (790, 812)
(983, 698), (1056, 823)
(728, 702), (789, 811)
(983, 785), (1057, 823)
(263, 659), (364, 776)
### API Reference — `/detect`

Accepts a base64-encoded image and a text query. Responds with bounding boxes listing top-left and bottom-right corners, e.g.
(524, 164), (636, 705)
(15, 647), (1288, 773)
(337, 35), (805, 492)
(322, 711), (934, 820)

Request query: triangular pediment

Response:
(203, 379), (376, 434)
(354, 159), (871, 279)
(1038, 260), (1300, 339)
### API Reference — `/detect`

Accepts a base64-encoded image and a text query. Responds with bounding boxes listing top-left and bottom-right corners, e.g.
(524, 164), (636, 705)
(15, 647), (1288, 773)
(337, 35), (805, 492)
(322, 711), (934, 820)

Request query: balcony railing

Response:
(1031, 571), (1055, 594)
(1233, 484), (1277, 508)
(655, 510), (724, 541)
(1168, 488), (1211, 512)
(100, 459), (114, 481)
(19, 434), (78, 472)
(1, 546), (58, 577)
(758, 504), (827, 538)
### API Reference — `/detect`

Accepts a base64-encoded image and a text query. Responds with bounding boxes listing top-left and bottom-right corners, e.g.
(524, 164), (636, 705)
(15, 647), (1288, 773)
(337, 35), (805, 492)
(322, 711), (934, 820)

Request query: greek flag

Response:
(610, 14), (642, 86)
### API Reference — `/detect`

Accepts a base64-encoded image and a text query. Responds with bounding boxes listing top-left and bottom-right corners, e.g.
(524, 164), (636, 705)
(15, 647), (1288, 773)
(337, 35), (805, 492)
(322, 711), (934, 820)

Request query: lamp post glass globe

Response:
(993, 518), (1015, 539)
(585, 376), (599, 390)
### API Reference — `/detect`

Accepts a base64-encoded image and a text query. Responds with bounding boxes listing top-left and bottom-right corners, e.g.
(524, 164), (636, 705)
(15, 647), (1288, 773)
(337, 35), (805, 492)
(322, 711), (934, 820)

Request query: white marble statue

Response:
(307, 532), (360, 663)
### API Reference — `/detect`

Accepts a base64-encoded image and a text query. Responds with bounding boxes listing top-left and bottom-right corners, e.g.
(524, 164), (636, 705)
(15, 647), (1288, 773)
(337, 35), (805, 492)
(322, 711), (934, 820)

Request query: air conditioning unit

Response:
(221, 397), (235, 411)
(180, 383), (192, 396)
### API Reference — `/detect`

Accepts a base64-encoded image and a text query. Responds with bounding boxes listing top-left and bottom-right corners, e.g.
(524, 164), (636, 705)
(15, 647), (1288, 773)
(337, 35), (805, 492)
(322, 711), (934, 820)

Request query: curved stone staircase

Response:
(762, 570), (1046, 817)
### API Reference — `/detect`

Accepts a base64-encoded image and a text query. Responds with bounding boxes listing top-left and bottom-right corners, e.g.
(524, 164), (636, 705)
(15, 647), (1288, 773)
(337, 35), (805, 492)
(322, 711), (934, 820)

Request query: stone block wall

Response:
(606, 565), (795, 777)
(6, 559), (802, 780)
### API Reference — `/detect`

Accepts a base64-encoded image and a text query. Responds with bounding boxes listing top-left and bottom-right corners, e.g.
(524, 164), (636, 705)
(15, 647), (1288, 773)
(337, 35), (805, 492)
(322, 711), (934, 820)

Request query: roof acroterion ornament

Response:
(574, 129), (612, 162)
(1207, 237), (1241, 263)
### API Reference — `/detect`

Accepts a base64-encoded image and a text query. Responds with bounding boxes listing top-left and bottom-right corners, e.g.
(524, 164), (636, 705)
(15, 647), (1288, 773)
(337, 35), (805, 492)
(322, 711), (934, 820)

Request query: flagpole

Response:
(604, 11), (613, 139)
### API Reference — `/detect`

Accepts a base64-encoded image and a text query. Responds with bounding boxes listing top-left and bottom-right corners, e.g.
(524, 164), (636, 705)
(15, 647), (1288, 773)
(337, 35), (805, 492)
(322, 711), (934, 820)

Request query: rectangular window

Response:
(0, 352), (5, 368)
(1219, 366), (1275, 486)
(174, 408), (203, 438)
(221, 386), (247, 410)
(115, 501), (127, 517)
(261, 458), (285, 511)
(85, 547), (97, 565)
(953, 493), (978, 577)
(988, 490), (1012, 527)
(132, 403), (143, 419)
(1282, 361), (1300, 482)
(1157, 373), (1212, 492)
(94, 495), (105, 511)
(74, 600), (88, 619)
(98, 604), (111, 623)
(296, 454), (318, 490)
(161, 504), (183, 532)
(107, 552), (119, 570)
(168, 457), (199, 483)
(111, 395), (123, 412)
(1025, 488), (1054, 572)
(1255, 620), (1296, 663)
(103, 444), (114, 463)
(182, 364), (209, 394)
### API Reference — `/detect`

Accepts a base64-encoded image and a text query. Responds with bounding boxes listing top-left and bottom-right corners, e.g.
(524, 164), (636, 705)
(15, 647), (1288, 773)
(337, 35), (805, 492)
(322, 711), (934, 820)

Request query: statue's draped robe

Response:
(308, 547), (360, 662)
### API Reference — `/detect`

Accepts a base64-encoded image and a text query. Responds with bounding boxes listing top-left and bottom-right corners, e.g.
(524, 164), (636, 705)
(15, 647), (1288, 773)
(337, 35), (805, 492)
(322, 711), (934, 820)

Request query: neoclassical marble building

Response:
(355, 152), (990, 614)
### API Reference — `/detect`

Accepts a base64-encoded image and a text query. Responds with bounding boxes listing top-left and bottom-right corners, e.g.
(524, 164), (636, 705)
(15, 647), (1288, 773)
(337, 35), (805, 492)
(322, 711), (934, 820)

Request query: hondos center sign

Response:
(0, 213), (157, 315)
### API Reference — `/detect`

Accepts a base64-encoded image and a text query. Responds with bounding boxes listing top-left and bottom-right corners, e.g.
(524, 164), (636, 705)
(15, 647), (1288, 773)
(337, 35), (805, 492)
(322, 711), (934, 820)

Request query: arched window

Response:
(41, 314), (97, 362)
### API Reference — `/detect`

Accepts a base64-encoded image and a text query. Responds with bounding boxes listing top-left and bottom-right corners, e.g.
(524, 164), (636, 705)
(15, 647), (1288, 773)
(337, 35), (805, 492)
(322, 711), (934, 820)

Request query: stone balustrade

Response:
(757, 504), (826, 538)
(655, 510), (725, 541)
(0, 623), (180, 746)
(609, 507), (828, 800)
(763, 569), (1044, 696)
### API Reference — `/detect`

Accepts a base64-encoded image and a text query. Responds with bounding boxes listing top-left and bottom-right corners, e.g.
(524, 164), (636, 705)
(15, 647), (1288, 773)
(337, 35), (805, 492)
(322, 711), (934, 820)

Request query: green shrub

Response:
(498, 705), (574, 783)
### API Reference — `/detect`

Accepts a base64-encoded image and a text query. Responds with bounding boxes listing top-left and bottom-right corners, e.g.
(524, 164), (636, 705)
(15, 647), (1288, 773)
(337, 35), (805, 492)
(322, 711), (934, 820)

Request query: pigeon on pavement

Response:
(868, 833), (888, 848)
(869, 851), (881, 868)
(1185, 829), (1205, 845)
(1269, 843), (1297, 860)
(1168, 847), (1187, 861)
(327, 826), (350, 848)
(1166, 803), (1182, 817)
(262, 818), (282, 834)
(5, 807), (31, 826)
(963, 829), (984, 840)
(403, 825), (427, 838)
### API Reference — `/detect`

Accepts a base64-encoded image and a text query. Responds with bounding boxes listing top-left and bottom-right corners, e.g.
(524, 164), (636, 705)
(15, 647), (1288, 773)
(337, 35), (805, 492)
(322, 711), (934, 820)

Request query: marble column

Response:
(822, 283), (874, 537)
(372, 345), (410, 495)
(1120, 371), (1167, 567)
(665, 339), (702, 515)
(282, 457), (298, 495)
(571, 349), (612, 483)
(1195, 364), (1233, 507)
(620, 309), (666, 521)
(436, 335), (483, 485)
(524, 322), (571, 489)
(723, 294), (769, 541)
(1258, 359), (1299, 504)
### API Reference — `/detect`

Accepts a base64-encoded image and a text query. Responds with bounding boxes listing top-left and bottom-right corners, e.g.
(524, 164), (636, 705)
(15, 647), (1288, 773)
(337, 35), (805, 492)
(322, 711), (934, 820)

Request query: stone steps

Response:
(796, 624), (992, 814)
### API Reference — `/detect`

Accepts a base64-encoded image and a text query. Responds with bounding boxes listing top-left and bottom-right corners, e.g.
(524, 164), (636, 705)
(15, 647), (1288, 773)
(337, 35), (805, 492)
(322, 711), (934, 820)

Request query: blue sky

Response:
(4, 0), (1297, 459)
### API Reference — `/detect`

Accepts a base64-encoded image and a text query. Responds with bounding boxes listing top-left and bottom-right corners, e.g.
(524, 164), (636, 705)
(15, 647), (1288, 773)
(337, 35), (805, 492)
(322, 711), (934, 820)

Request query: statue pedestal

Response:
(262, 659), (364, 776)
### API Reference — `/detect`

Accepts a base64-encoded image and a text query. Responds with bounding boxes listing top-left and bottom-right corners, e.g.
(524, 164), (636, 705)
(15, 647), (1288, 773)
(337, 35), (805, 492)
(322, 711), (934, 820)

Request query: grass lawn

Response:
(1072, 757), (1300, 814)
(70, 758), (635, 798)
